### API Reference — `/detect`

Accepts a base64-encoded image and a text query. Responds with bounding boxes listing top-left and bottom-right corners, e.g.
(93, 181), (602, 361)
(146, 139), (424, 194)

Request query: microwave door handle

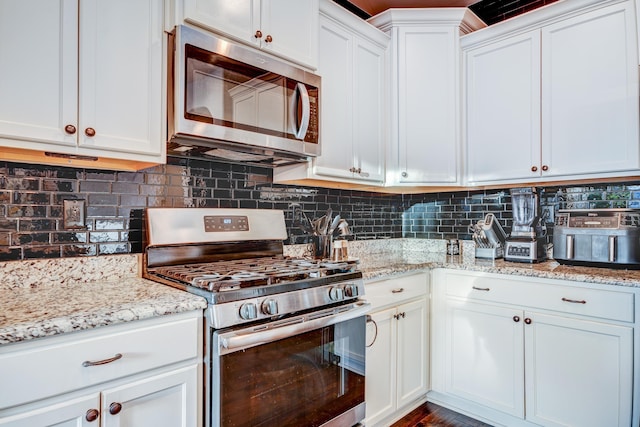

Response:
(291, 82), (310, 140)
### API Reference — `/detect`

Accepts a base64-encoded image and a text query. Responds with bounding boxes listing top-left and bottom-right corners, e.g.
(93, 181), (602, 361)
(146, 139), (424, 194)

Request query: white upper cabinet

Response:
(273, 0), (388, 186)
(0, 0), (165, 170)
(463, 0), (639, 185)
(370, 9), (485, 187)
(465, 31), (541, 183)
(182, 0), (318, 68)
(540, 3), (639, 177)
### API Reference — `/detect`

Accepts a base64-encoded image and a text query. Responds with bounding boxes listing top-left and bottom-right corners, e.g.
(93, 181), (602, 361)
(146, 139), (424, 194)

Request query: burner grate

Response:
(149, 256), (358, 292)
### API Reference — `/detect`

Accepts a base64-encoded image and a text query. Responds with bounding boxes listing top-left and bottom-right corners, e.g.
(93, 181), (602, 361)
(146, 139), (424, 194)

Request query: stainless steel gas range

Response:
(143, 208), (368, 427)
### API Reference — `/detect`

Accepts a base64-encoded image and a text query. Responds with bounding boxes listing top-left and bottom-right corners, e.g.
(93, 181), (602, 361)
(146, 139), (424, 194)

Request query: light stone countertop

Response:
(0, 255), (207, 345)
(287, 238), (640, 288)
(4, 239), (640, 346)
(358, 250), (640, 288)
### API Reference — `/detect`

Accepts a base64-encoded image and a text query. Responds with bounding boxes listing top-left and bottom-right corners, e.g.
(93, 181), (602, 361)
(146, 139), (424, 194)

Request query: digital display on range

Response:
(204, 215), (249, 232)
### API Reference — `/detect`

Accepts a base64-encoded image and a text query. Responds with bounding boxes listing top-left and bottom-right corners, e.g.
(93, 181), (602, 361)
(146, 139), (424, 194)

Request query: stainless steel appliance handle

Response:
(290, 82), (310, 140)
(566, 235), (574, 259)
(218, 302), (370, 355)
(608, 235), (616, 262)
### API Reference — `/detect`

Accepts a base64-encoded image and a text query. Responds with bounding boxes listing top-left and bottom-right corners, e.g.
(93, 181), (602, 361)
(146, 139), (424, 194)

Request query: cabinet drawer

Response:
(444, 271), (634, 323)
(365, 272), (428, 310)
(0, 315), (200, 410)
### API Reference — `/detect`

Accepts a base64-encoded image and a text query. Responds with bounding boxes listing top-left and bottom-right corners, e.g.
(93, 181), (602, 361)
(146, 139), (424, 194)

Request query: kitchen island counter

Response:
(0, 255), (207, 345)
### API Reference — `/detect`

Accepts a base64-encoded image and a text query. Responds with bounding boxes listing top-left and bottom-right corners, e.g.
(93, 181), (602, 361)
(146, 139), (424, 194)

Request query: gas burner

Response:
(149, 255), (359, 293)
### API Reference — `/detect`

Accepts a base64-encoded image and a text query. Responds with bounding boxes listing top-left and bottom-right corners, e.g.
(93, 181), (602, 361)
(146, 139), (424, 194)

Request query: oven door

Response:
(210, 302), (369, 427)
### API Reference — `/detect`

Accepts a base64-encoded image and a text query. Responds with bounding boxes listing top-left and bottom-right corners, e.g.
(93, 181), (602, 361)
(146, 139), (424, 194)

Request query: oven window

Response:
(218, 316), (365, 427)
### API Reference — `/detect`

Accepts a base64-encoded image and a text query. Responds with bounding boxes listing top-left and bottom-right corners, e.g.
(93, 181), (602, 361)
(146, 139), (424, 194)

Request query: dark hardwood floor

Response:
(391, 402), (493, 427)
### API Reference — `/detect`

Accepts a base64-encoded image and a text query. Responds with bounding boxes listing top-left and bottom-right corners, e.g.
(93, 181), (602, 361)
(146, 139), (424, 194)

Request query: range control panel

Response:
(204, 215), (249, 232)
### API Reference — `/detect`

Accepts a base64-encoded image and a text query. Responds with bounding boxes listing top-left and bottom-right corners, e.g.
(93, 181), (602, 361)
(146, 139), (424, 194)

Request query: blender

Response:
(504, 187), (547, 263)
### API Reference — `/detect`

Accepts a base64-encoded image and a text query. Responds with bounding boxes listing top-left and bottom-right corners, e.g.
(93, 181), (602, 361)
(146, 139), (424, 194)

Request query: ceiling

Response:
(335, 0), (561, 25)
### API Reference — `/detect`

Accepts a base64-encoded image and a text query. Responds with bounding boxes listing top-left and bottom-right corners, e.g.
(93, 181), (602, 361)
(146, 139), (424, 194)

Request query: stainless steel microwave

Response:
(167, 25), (321, 166)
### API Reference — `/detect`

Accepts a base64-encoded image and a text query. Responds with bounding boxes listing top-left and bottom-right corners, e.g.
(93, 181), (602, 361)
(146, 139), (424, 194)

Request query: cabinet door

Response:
(0, 0), (77, 149)
(353, 37), (385, 183)
(364, 307), (396, 426)
(396, 27), (458, 184)
(313, 16), (355, 181)
(524, 312), (633, 427)
(445, 299), (525, 418)
(78, 0), (163, 158)
(261, 0), (318, 68)
(102, 365), (198, 427)
(396, 298), (428, 408)
(183, 0), (259, 46)
(465, 30), (541, 184)
(541, 2), (639, 177)
(0, 394), (100, 427)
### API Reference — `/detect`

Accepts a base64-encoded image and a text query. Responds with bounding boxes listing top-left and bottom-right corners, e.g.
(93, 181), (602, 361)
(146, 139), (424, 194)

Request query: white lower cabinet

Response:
(431, 269), (637, 427)
(0, 366), (197, 427)
(445, 299), (525, 417)
(364, 272), (429, 426)
(0, 311), (202, 427)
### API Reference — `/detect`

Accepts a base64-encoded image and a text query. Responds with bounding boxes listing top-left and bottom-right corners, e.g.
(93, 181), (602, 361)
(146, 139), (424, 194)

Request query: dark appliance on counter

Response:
(505, 187), (547, 263)
(553, 208), (640, 268)
(143, 208), (367, 427)
(167, 25), (321, 167)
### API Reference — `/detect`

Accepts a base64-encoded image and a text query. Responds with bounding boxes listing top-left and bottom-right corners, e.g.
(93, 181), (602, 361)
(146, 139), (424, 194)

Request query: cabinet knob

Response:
(513, 315), (520, 323)
(542, 165), (549, 171)
(524, 318), (532, 325)
(254, 30), (263, 39)
(85, 127), (96, 137)
(64, 124), (77, 135)
(531, 166), (538, 172)
(85, 409), (100, 422)
(401, 171), (408, 178)
(265, 34), (273, 43)
(109, 402), (122, 415)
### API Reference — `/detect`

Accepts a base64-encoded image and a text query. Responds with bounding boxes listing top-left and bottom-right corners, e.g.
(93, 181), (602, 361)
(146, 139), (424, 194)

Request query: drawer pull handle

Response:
(562, 297), (586, 304)
(82, 353), (122, 367)
(391, 288), (404, 294)
(472, 286), (490, 291)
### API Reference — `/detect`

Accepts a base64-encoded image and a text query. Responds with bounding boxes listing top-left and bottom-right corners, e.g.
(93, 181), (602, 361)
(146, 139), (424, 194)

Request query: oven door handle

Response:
(217, 302), (370, 355)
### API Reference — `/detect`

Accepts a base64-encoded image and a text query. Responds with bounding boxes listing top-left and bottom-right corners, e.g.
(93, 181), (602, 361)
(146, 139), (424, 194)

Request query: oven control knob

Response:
(261, 299), (278, 316)
(239, 302), (258, 320)
(329, 286), (345, 301)
(344, 284), (359, 298)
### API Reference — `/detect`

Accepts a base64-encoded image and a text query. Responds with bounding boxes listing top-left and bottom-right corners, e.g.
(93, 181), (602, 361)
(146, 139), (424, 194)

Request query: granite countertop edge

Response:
(0, 278), (207, 346)
(359, 255), (640, 289)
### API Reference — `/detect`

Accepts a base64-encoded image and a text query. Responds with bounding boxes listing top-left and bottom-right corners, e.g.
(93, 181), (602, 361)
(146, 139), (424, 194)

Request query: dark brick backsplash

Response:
(2, 156), (640, 261)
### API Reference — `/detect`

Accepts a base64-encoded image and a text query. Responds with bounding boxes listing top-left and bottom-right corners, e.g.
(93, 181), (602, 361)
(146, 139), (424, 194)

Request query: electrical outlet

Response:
(63, 200), (85, 229)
